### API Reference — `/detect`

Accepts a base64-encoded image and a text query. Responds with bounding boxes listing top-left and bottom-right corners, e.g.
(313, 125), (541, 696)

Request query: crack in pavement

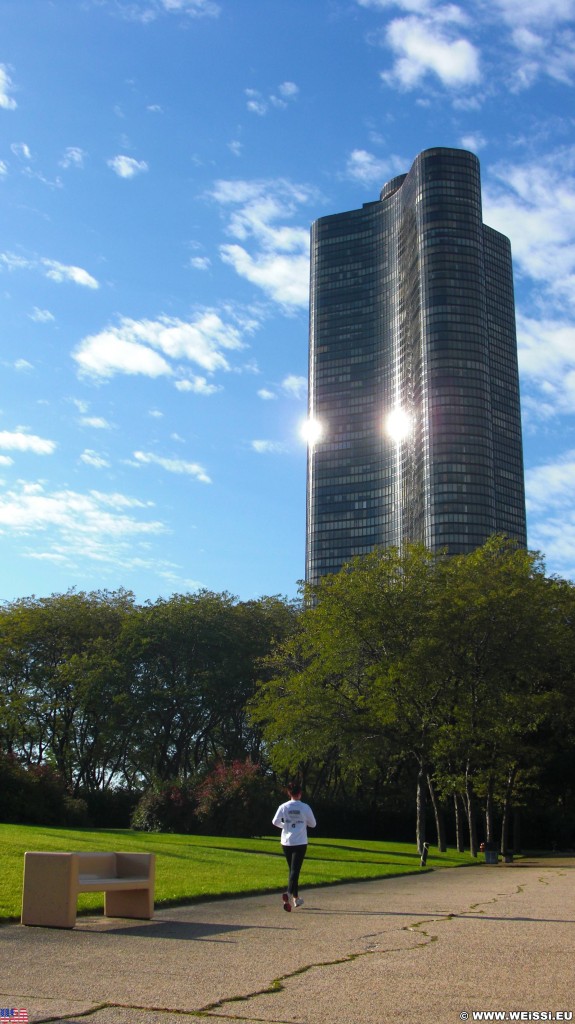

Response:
(29, 873), (555, 1024)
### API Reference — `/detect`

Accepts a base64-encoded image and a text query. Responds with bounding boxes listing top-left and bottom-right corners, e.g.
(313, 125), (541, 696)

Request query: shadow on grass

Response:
(310, 842), (421, 859)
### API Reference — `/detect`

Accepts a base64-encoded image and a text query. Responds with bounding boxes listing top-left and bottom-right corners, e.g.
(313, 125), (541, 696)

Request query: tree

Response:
(250, 538), (575, 852)
(0, 587), (298, 807)
(250, 544), (450, 850)
(430, 540), (573, 854)
(0, 589), (135, 791)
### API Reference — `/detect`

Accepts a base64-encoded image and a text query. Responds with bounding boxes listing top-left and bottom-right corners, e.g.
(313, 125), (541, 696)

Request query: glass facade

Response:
(306, 147), (527, 585)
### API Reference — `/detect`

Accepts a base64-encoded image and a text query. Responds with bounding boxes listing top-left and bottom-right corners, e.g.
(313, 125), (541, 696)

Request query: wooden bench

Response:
(21, 851), (155, 929)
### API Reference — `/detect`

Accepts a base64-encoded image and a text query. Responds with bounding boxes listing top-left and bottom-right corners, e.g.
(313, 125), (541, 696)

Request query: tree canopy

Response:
(2, 538), (575, 849)
(249, 537), (575, 853)
(0, 588), (298, 795)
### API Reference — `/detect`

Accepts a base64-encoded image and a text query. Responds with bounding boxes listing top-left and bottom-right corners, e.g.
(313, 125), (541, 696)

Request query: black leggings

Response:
(282, 844), (307, 897)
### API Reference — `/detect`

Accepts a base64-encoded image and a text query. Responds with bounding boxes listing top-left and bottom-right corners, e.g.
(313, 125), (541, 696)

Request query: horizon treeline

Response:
(0, 587), (297, 796)
(1, 537), (575, 851)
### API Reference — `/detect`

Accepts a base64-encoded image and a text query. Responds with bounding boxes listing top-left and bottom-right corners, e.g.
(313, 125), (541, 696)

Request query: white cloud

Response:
(74, 327), (173, 381)
(460, 132), (487, 152)
(484, 149), (575, 310)
(1, 251), (99, 289)
(245, 81), (299, 115)
(357, 0), (575, 91)
(0, 252), (31, 272)
(11, 142), (31, 160)
(278, 81), (299, 98)
(132, 450), (211, 483)
(0, 160), (8, 177)
(29, 307), (55, 323)
(245, 89), (267, 116)
(251, 440), (289, 454)
(107, 155), (149, 178)
(281, 374), (307, 400)
(80, 416), (112, 429)
(0, 481), (166, 572)
(74, 311), (246, 382)
(346, 149), (406, 185)
(157, 0), (220, 15)
(527, 516), (575, 580)
(220, 246), (310, 307)
(0, 455), (14, 466)
(23, 167), (64, 190)
(189, 256), (211, 270)
(103, 0), (220, 23)
(492, 0), (575, 30)
(515, 316), (575, 418)
(525, 449), (575, 578)
(356, 0), (433, 9)
(60, 147), (86, 169)
(14, 359), (33, 372)
(175, 375), (221, 395)
(517, 316), (575, 380)
(506, 18), (575, 88)
(0, 65), (17, 110)
(482, 148), (575, 420)
(80, 450), (110, 469)
(0, 430), (56, 455)
(382, 14), (481, 90)
(258, 388), (277, 400)
(211, 178), (314, 308)
(41, 259), (99, 289)
(526, 451), (575, 513)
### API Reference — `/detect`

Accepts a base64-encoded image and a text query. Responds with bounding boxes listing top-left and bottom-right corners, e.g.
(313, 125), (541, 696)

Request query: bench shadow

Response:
(74, 919), (276, 940)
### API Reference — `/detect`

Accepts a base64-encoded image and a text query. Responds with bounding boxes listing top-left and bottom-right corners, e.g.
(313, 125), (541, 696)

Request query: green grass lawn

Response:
(0, 823), (477, 922)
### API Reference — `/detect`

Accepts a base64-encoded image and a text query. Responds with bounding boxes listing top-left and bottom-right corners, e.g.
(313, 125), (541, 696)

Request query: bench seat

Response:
(21, 851), (155, 929)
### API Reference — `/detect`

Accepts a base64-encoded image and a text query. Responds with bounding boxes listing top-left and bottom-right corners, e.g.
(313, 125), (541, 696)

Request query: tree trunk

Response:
(513, 809), (521, 854)
(500, 799), (510, 856)
(427, 773), (446, 851)
(500, 765), (518, 854)
(485, 776), (495, 844)
(454, 792), (466, 852)
(465, 779), (478, 857)
(416, 767), (427, 855)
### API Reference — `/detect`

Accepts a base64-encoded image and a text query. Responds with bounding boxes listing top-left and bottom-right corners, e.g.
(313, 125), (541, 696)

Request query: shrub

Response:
(130, 780), (198, 833)
(194, 760), (276, 837)
(0, 753), (88, 826)
(80, 788), (138, 829)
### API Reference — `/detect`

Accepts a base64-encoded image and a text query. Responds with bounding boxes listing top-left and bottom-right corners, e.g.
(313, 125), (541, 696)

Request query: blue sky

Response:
(0, 0), (574, 604)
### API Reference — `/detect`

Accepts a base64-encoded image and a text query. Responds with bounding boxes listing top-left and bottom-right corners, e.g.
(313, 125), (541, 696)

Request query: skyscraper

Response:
(305, 147), (526, 585)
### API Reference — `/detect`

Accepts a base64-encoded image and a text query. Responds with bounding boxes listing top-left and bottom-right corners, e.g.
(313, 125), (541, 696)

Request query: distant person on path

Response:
(272, 781), (316, 912)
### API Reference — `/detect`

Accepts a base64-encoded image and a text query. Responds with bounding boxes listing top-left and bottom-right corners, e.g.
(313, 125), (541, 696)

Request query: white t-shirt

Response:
(272, 799), (317, 846)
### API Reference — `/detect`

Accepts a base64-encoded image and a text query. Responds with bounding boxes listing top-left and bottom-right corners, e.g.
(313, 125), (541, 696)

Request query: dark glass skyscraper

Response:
(306, 147), (526, 584)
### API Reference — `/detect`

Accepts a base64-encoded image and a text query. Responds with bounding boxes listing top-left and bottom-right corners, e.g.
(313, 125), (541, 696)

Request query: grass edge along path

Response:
(0, 823), (477, 922)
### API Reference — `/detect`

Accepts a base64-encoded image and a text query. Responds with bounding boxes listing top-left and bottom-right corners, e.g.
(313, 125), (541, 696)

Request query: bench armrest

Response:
(115, 852), (155, 881)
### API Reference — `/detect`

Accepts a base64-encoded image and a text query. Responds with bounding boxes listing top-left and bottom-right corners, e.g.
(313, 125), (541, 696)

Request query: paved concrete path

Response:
(1, 857), (574, 1024)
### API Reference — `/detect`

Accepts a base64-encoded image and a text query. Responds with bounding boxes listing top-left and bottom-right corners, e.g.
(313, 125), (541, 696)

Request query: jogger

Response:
(272, 782), (316, 912)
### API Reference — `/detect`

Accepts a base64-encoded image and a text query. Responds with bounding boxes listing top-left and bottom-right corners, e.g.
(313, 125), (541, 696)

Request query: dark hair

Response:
(287, 780), (302, 797)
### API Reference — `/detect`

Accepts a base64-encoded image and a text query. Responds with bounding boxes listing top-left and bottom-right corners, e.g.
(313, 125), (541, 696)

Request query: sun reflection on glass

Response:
(300, 417), (323, 446)
(386, 407), (412, 442)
